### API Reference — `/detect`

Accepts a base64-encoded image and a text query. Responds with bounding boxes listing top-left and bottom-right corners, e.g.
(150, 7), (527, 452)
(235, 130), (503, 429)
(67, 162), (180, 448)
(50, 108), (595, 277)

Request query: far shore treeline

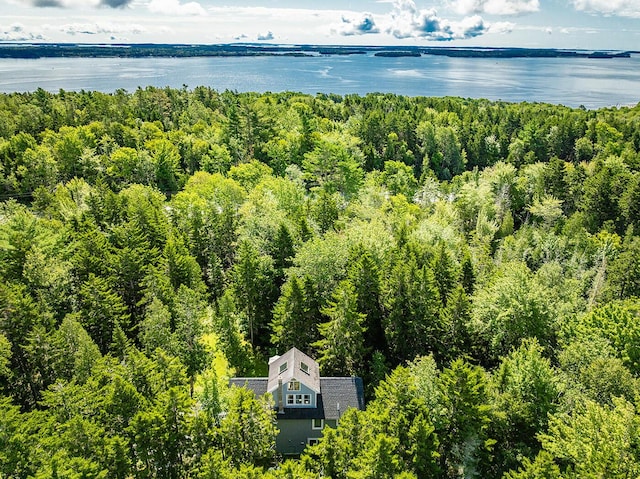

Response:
(0, 43), (634, 59)
(1, 87), (640, 478)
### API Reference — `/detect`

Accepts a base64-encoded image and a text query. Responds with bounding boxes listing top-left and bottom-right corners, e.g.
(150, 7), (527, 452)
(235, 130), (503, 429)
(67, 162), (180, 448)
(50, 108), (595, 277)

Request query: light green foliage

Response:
(237, 175), (305, 255)
(371, 367), (441, 477)
(146, 138), (182, 192)
(139, 298), (173, 354)
(438, 358), (493, 478)
(170, 171), (244, 271)
(347, 434), (406, 479)
(217, 386), (278, 468)
(504, 451), (562, 479)
(107, 146), (155, 187)
(303, 134), (364, 198)
(310, 189), (340, 233)
(494, 339), (560, 434)
(129, 386), (194, 479)
(559, 338), (638, 407)
(163, 232), (205, 292)
(539, 398), (640, 478)
(0, 332), (10, 379)
(564, 300), (640, 374)
(470, 261), (556, 363)
(528, 196), (564, 227)
(229, 160), (274, 191)
(214, 289), (254, 376)
(604, 236), (640, 300)
(52, 314), (101, 383)
(171, 285), (210, 393)
(492, 339), (561, 471)
(289, 231), (351, 301)
(380, 160), (419, 198)
(0, 397), (33, 477)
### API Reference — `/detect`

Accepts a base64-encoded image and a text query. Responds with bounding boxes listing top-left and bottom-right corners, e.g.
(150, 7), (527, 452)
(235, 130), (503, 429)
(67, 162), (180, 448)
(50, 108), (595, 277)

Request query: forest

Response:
(0, 86), (639, 478)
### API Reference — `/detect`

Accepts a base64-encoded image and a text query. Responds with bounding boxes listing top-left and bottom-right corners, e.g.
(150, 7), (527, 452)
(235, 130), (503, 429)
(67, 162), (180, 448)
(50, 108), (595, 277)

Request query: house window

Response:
(308, 438), (320, 446)
(279, 362), (288, 374)
(300, 362), (309, 374)
(312, 419), (324, 430)
(288, 394), (312, 406)
(288, 379), (300, 391)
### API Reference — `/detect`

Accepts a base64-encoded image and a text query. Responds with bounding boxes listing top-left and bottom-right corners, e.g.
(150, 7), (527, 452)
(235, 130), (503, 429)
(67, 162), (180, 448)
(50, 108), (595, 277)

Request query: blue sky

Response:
(1, 0), (639, 49)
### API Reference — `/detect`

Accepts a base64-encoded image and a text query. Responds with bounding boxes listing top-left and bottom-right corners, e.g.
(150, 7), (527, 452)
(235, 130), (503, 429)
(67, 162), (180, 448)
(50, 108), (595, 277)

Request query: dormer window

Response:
(300, 362), (309, 374)
(288, 379), (300, 391)
(279, 362), (288, 374)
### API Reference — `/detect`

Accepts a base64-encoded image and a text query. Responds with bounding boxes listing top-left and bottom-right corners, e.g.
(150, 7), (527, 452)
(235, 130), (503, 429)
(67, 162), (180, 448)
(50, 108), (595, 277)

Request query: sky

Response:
(0, 0), (639, 49)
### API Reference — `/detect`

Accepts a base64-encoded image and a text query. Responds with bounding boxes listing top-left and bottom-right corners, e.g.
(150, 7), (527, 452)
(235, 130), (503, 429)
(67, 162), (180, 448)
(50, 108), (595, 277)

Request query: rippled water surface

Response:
(1, 54), (639, 108)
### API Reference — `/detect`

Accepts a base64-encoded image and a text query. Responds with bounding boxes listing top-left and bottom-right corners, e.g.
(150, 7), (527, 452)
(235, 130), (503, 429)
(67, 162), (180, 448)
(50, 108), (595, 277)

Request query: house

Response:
(229, 347), (365, 456)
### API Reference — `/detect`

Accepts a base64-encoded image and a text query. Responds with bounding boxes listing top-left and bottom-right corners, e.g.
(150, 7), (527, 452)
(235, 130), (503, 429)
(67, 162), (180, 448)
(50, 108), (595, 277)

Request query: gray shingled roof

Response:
(266, 347), (320, 394)
(229, 377), (365, 420)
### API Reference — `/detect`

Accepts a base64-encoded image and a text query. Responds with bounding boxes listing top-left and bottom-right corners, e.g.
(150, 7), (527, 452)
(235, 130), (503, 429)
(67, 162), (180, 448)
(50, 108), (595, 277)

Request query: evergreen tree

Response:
(432, 241), (458, 307)
(271, 275), (317, 355)
(347, 247), (387, 354)
(217, 386), (278, 468)
(231, 240), (277, 348)
(78, 273), (130, 355)
(384, 256), (442, 365)
(314, 280), (367, 377)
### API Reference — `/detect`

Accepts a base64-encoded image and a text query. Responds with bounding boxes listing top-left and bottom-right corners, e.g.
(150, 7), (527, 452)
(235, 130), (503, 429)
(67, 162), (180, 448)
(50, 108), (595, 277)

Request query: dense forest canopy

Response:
(1, 87), (640, 478)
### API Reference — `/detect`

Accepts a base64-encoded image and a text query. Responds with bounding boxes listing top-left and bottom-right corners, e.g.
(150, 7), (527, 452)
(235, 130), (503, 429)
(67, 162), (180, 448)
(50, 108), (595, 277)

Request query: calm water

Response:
(0, 53), (639, 109)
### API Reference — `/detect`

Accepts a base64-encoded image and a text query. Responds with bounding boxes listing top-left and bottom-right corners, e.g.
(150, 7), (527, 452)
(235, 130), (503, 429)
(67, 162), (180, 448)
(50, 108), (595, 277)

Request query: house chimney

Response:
(278, 376), (284, 414)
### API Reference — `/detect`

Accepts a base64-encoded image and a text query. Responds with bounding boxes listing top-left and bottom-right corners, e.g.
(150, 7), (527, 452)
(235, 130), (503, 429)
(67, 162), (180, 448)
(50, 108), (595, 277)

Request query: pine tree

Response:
(432, 241), (457, 308)
(384, 257), (442, 365)
(314, 280), (367, 377)
(230, 240), (276, 347)
(78, 274), (130, 355)
(347, 247), (387, 354)
(271, 275), (316, 355)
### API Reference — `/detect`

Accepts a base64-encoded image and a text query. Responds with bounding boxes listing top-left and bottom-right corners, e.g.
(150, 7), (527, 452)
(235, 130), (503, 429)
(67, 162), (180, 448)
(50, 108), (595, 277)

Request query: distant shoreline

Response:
(0, 43), (634, 60)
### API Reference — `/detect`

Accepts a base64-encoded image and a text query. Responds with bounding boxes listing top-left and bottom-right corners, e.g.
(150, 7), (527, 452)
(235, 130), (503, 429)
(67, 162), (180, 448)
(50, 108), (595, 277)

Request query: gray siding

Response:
(276, 419), (324, 456)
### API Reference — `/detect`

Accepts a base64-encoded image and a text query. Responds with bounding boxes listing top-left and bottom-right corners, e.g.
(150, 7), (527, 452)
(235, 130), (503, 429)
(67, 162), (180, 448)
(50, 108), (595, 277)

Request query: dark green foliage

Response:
(271, 275), (318, 355)
(0, 88), (640, 478)
(314, 279), (367, 376)
(384, 251), (443, 365)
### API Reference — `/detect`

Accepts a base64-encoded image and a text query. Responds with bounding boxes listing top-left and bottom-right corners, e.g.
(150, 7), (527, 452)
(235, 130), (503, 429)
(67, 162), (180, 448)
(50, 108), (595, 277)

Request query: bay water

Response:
(0, 53), (638, 109)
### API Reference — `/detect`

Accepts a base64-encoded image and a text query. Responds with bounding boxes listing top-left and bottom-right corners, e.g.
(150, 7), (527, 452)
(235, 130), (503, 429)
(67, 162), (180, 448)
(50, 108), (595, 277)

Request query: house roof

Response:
(229, 376), (365, 421)
(266, 347), (320, 394)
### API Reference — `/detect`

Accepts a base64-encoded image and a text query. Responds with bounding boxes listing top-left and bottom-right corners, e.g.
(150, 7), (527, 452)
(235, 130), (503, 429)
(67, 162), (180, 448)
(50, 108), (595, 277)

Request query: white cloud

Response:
(0, 22), (46, 41)
(257, 31), (274, 41)
(334, 13), (380, 36)
(47, 21), (145, 36)
(450, 0), (539, 16)
(147, 0), (206, 16)
(487, 20), (515, 33)
(384, 0), (488, 40)
(15, 0), (133, 8)
(572, 0), (640, 17)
